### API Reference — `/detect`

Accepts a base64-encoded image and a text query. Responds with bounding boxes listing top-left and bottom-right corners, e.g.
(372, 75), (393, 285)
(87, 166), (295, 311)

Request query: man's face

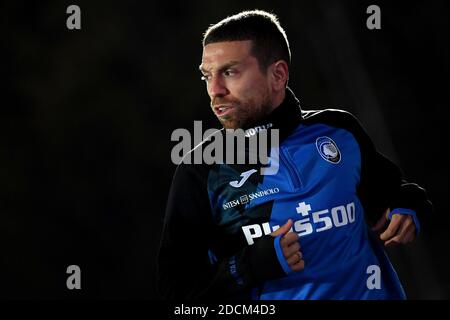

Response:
(200, 40), (274, 129)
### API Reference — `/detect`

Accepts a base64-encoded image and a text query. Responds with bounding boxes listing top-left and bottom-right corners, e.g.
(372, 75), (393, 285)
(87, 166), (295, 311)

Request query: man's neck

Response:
(270, 88), (286, 113)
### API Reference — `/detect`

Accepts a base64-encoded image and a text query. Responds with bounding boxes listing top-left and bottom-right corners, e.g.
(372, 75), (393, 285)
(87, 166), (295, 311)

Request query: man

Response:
(157, 10), (432, 300)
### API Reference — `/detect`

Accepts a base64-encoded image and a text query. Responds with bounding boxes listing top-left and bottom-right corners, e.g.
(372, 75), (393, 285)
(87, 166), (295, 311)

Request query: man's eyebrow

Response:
(199, 61), (240, 73)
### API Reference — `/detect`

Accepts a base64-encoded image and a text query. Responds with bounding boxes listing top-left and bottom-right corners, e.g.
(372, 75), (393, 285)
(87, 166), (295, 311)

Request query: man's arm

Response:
(348, 113), (433, 243)
(156, 163), (299, 300)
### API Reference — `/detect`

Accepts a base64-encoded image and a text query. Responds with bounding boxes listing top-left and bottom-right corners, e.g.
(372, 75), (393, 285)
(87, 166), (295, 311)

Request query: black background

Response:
(3, 0), (450, 299)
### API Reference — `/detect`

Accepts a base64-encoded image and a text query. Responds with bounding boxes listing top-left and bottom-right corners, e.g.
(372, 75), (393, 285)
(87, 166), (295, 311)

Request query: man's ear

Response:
(270, 60), (289, 90)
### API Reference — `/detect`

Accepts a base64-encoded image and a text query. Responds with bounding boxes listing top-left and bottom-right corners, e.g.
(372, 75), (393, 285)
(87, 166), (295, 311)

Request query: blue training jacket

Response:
(157, 88), (432, 300)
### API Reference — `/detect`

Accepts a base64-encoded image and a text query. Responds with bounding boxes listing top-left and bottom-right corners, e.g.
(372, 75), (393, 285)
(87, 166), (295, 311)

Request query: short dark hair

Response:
(202, 10), (291, 72)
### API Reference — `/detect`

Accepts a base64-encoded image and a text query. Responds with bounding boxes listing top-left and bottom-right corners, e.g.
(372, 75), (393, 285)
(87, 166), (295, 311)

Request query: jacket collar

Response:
(243, 87), (302, 143)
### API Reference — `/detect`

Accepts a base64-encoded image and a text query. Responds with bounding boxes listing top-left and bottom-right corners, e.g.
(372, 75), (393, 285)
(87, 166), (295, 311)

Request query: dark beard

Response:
(219, 98), (273, 130)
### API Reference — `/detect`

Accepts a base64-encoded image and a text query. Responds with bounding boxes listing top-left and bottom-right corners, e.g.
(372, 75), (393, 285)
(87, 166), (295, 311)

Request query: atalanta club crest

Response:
(316, 136), (341, 164)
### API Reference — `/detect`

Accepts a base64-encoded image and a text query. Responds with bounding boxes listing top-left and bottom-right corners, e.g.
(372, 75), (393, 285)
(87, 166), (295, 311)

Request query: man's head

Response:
(200, 10), (291, 129)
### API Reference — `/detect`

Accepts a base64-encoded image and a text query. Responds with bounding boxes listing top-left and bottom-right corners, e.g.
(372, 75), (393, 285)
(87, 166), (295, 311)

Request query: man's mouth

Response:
(214, 105), (234, 117)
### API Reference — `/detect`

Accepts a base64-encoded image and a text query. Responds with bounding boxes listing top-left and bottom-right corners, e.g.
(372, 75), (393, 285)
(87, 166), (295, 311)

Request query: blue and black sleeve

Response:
(156, 163), (286, 300)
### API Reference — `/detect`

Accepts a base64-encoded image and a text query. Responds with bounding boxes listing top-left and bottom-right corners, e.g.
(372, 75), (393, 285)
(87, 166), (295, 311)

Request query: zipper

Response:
(279, 147), (302, 189)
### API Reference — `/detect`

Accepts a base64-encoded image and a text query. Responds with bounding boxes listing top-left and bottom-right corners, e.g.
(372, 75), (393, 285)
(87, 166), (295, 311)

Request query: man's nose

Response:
(208, 76), (228, 98)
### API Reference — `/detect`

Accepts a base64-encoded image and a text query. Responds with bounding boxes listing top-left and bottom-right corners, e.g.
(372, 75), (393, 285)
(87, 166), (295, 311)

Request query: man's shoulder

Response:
(172, 128), (223, 176)
(302, 107), (357, 122)
(301, 107), (364, 132)
(300, 107), (373, 149)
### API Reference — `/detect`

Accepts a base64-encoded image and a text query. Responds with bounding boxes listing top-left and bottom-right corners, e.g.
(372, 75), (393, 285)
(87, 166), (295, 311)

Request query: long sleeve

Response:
(346, 113), (433, 226)
(156, 163), (286, 300)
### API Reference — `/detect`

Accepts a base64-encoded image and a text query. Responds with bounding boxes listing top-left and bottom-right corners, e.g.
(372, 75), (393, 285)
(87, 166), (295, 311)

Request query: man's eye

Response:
(223, 70), (235, 77)
(201, 75), (211, 81)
